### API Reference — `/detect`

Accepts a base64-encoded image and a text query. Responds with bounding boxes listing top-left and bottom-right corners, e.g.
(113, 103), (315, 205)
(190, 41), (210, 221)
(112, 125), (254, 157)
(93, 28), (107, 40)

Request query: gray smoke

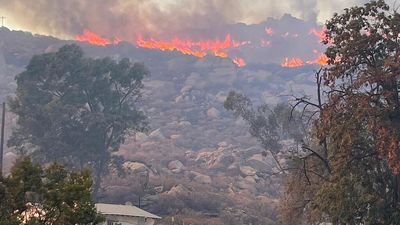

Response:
(0, 0), (383, 40)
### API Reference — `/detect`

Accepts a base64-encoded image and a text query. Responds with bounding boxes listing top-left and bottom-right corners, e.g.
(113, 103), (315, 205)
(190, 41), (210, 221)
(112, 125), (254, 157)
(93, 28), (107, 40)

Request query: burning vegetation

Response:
(76, 30), (121, 46)
(75, 26), (329, 68)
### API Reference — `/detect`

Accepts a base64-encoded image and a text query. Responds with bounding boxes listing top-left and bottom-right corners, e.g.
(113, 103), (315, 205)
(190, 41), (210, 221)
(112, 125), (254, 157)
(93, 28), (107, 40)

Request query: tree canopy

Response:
(283, 0), (400, 224)
(225, 1), (400, 224)
(8, 44), (149, 197)
(0, 157), (104, 225)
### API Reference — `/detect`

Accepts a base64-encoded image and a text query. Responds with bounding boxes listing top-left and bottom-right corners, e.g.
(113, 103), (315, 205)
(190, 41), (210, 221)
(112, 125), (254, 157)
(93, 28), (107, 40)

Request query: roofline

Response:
(95, 203), (161, 219)
(100, 212), (161, 219)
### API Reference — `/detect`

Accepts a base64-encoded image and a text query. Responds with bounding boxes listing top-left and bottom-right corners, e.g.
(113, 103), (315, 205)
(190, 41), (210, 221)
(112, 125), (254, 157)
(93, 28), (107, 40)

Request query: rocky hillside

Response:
(0, 27), (318, 224)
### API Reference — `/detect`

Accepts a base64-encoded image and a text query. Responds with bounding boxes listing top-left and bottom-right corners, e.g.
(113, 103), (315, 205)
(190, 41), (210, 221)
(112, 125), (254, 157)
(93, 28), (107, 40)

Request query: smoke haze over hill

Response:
(0, 0), (383, 39)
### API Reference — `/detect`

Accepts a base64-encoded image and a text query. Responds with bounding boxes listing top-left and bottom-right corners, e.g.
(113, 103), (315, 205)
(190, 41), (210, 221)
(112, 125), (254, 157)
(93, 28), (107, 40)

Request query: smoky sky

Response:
(0, 0), (391, 40)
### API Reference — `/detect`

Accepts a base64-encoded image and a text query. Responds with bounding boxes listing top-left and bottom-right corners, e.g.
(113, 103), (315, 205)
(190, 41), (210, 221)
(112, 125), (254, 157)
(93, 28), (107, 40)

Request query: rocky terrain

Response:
(0, 20), (319, 223)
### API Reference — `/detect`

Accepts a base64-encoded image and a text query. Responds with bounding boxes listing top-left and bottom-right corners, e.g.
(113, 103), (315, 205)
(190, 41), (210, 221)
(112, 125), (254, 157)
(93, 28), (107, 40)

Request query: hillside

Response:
(0, 26), (318, 224)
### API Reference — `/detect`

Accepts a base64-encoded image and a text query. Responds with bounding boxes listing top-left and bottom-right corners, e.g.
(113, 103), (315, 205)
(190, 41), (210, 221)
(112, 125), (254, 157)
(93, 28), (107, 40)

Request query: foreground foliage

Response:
(0, 157), (104, 225)
(226, 1), (400, 224)
(282, 1), (400, 224)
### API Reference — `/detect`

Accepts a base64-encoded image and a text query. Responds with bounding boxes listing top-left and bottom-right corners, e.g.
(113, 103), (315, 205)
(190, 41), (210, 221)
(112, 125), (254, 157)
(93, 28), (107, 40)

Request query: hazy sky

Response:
(0, 0), (395, 39)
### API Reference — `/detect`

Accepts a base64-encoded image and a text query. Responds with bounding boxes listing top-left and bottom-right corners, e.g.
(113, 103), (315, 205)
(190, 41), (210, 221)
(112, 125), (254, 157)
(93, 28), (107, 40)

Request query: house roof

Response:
(95, 203), (161, 219)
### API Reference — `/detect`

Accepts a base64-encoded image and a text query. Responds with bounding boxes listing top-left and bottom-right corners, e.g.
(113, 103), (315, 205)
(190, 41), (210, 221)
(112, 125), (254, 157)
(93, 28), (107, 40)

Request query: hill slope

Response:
(0, 27), (318, 224)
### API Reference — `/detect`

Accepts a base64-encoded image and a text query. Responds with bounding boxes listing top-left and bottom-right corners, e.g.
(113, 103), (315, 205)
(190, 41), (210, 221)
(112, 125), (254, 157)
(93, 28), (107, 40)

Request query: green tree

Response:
(0, 177), (19, 225)
(8, 44), (149, 198)
(0, 157), (104, 225)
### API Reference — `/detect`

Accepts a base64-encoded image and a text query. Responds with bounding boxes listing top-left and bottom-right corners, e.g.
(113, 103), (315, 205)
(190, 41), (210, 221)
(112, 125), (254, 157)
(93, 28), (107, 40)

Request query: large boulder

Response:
(170, 134), (181, 140)
(236, 177), (257, 192)
(195, 144), (237, 171)
(179, 121), (192, 127)
(246, 154), (273, 172)
(207, 107), (220, 119)
(123, 162), (149, 176)
(149, 129), (165, 141)
(180, 84), (193, 94)
(239, 166), (257, 177)
(195, 151), (214, 164)
(240, 147), (262, 158)
(215, 92), (227, 103)
(168, 160), (185, 174)
(218, 141), (228, 148)
(226, 162), (240, 176)
(188, 171), (212, 184)
(208, 153), (235, 170)
(166, 184), (191, 197)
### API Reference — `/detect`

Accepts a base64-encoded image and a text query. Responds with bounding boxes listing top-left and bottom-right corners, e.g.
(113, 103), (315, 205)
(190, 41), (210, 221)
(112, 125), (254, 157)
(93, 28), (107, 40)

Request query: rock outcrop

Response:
(168, 160), (185, 174)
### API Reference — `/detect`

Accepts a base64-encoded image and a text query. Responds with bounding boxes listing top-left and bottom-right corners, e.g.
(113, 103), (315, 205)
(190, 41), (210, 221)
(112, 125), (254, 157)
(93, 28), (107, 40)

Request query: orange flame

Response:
(76, 30), (249, 67)
(309, 28), (331, 43)
(265, 27), (273, 36)
(76, 26), (337, 69)
(136, 34), (246, 59)
(281, 58), (305, 67)
(214, 51), (228, 58)
(282, 54), (329, 68)
(233, 57), (246, 67)
(76, 30), (120, 46)
(136, 35), (249, 67)
(261, 40), (271, 47)
(136, 36), (208, 57)
(307, 53), (328, 65)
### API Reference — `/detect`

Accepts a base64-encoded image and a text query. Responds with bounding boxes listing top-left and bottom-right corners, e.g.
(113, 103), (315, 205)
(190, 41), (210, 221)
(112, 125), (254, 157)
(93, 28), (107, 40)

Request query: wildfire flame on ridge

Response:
(76, 29), (331, 68)
(281, 58), (305, 67)
(307, 53), (328, 65)
(76, 30), (121, 46)
(135, 34), (246, 59)
(281, 52), (328, 68)
(265, 27), (273, 36)
(76, 30), (248, 67)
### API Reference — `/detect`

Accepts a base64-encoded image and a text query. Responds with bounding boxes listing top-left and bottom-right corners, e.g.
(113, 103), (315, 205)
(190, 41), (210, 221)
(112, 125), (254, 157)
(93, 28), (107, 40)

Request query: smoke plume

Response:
(0, 0), (383, 40)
